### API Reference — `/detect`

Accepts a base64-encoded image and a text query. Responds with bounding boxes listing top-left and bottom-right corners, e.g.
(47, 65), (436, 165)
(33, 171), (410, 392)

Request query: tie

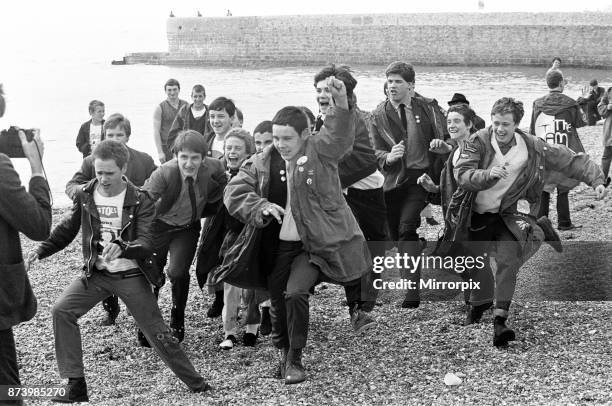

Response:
(399, 103), (408, 133)
(186, 177), (197, 224)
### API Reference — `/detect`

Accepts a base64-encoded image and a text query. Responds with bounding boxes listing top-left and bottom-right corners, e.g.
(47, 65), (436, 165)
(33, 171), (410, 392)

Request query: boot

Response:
(260, 306), (272, 336)
(276, 347), (289, 379)
(349, 304), (376, 333)
(170, 306), (185, 343)
(464, 302), (493, 325)
(284, 348), (306, 385)
(536, 216), (563, 253)
(206, 290), (224, 318)
(100, 296), (119, 326)
(51, 377), (89, 403)
(493, 316), (516, 347)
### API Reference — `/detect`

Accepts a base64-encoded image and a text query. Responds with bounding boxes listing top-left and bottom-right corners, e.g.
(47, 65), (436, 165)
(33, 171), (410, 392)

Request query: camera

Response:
(0, 126), (35, 158)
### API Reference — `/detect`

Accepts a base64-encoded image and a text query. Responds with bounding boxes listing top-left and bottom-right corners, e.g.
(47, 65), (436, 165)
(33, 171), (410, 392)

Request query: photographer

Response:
(0, 84), (51, 395)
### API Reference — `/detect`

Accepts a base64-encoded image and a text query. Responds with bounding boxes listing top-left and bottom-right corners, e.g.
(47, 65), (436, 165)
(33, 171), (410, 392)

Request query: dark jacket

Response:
(530, 91), (586, 191)
(75, 119), (105, 158)
(454, 127), (604, 243)
(597, 87), (612, 148)
(142, 157), (227, 218)
(370, 95), (448, 192)
(168, 103), (214, 154)
(224, 107), (371, 284)
(315, 111), (378, 188)
(37, 179), (162, 287)
(0, 154), (52, 329)
(65, 145), (156, 200)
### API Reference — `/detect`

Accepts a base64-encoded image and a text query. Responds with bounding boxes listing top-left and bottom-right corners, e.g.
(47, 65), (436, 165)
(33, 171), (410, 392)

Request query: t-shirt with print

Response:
(93, 187), (138, 273)
(89, 123), (103, 149)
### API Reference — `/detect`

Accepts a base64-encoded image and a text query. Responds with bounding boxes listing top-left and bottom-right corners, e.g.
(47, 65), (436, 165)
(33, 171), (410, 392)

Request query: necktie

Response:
(187, 177), (197, 224)
(399, 103), (408, 133)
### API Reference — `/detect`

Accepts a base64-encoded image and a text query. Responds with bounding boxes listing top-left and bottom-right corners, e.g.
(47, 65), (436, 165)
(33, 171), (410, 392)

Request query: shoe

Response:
(537, 216), (563, 253)
(493, 316), (516, 347)
(170, 306), (185, 343)
(276, 347), (289, 379)
(557, 223), (582, 231)
(192, 382), (212, 393)
(349, 305), (377, 334)
(464, 302), (493, 325)
(426, 217), (439, 226)
(401, 295), (420, 309)
(219, 335), (237, 350)
(100, 296), (119, 326)
(207, 290), (224, 318)
(243, 332), (258, 347)
(137, 329), (150, 348)
(51, 377), (89, 403)
(260, 307), (272, 336)
(285, 348), (306, 385)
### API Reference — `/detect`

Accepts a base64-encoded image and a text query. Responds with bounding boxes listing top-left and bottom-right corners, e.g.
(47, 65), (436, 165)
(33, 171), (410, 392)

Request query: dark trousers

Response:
(345, 187), (389, 309)
(602, 146), (612, 180)
(0, 328), (22, 405)
(538, 189), (571, 227)
(268, 241), (360, 350)
(152, 221), (201, 328)
(384, 184), (429, 301)
(52, 271), (206, 390)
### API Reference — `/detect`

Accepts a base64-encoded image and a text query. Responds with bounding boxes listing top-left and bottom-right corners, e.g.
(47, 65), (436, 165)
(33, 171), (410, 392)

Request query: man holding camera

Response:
(0, 84), (52, 397)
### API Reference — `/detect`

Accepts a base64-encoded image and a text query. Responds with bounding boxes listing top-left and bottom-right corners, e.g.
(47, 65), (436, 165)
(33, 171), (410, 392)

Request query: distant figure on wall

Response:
(226, 9), (232, 16)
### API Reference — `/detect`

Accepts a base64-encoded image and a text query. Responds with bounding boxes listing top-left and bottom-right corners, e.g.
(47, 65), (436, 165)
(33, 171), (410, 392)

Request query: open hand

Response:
(101, 242), (123, 262)
(262, 203), (285, 224)
(417, 173), (439, 193)
(386, 140), (405, 164)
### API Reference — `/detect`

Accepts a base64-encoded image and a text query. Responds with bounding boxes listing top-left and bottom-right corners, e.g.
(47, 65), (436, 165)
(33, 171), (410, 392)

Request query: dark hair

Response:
(0, 84), (5, 118)
(103, 113), (131, 136)
(88, 100), (105, 115)
(590, 79), (598, 87)
(235, 108), (243, 123)
(225, 128), (255, 155)
(385, 61), (415, 83)
(313, 64), (357, 109)
(92, 139), (129, 168)
(447, 105), (476, 132)
(491, 97), (524, 125)
(298, 106), (316, 128)
(253, 120), (272, 135)
(546, 70), (564, 89)
(551, 57), (562, 64)
(192, 84), (206, 95)
(172, 129), (208, 156)
(209, 97), (236, 117)
(164, 78), (180, 90)
(272, 106), (309, 135)
(383, 81), (388, 97)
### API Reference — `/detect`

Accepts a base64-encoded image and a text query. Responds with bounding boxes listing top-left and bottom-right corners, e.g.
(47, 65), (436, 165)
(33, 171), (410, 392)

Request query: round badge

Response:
(281, 176), (286, 182)
(306, 178), (312, 185)
(280, 170), (285, 175)
(298, 167), (304, 172)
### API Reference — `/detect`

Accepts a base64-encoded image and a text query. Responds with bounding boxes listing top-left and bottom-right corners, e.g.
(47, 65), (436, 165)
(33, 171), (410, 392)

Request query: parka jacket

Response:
(36, 179), (162, 287)
(223, 106), (371, 284)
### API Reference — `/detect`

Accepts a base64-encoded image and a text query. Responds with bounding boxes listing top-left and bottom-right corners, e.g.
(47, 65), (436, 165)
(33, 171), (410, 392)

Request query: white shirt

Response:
(211, 137), (225, 159)
(191, 106), (206, 119)
(89, 123), (103, 147)
(279, 161), (301, 241)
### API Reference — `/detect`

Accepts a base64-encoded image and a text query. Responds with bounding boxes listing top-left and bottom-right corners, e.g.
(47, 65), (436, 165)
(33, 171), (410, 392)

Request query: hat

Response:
(590, 79), (598, 87)
(448, 93), (470, 106)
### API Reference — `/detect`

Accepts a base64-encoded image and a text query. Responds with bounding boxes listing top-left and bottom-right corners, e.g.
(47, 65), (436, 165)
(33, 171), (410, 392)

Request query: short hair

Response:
(253, 120), (272, 135)
(0, 84), (5, 118)
(209, 97), (236, 117)
(383, 81), (388, 97)
(546, 70), (564, 89)
(88, 100), (105, 115)
(313, 64), (357, 109)
(192, 84), (206, 95)
(235, 108), (243, 123)
(164, 78), (180, 90)
(92, 139), (129, 169)
(272, 106), (309, 135)
(172, 129), (208, 156)
(103, 113), (131, 136)
(590, 79), (598, 87)
(298, 106), (316, 128)
(225, 128), (255, 155)
(447, 104), (476, 131)
(551, 57), (562, 64)
(491, 97), (524, 125)
(385, 61), (415, 83)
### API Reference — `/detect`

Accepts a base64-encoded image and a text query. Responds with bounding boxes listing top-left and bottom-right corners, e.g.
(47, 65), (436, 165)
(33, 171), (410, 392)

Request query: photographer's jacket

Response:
(0, 154), (51, 329)
(36, 179), (161, 287)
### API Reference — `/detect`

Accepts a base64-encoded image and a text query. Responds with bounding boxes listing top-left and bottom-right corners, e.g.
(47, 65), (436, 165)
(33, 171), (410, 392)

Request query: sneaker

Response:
(536, 216), (563, 253)
(51, 377), (89, 403)
(260, 307), (272, 336)
(243, 332), (258, 347)
(219, 335), (237, 350)
(349, 305), (377, 334)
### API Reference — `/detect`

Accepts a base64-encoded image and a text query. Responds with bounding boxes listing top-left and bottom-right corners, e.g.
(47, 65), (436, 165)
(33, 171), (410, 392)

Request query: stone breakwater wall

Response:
(125, 13), (612, 68)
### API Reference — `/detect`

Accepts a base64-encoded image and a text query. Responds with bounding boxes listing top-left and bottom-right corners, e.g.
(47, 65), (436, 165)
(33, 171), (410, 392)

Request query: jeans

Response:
(52, 271), (206, 391)
(222, 285), (260, 337)
(538, 189), (571, 227)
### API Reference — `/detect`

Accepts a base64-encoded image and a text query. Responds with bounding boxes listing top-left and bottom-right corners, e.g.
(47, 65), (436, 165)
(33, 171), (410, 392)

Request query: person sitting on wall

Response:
(577, 79), (606, 126)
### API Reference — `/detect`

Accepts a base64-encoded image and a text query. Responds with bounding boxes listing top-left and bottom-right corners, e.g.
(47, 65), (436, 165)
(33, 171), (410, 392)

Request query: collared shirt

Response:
(390, 100), (429, 170)
(157, 172), (204, 226)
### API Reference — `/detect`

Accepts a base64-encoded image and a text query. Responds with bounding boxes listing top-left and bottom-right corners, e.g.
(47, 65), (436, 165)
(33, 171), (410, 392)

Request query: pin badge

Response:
(281, 176), (286, 182)
(306, 178), (312, 185)
(297, 156), (308, 166)
(298, 167), (304, 172)
(280, 169), (285, 175)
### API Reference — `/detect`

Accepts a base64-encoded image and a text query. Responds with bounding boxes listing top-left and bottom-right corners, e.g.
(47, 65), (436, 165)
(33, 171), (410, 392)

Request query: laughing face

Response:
(273, 124), (307, 161)
(315, 79), (332, 116)
(209, 108), (233, 138)
(447, 112), (472, 140)
(224, 136), (248, 170)
(176, 148), (203, 178)
(491, 112), (518, 145)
